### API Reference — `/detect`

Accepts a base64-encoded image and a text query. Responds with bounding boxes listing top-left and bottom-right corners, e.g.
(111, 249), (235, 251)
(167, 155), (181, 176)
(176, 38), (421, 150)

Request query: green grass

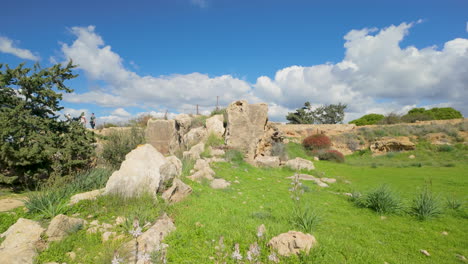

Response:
(164, 157), (467, 263)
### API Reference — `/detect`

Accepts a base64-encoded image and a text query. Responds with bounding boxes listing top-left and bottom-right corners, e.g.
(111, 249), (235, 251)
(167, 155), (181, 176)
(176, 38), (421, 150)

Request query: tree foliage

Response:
(349, 114), (385, 126)
(402, 107), (463, 123)
(286, 102), (347, 124)
(0, 62), (95, 187)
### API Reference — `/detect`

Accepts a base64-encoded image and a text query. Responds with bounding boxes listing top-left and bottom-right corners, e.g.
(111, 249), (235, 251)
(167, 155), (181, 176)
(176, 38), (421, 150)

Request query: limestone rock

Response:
(69, 188), (104, 205)
(187, 167), (215, 182)
(285, 158), (315, 171)
(158, 156), (183, 192)
(183, 127), (208, 148)
(206, 114), (225, 137)
(225, 100), (268, 163)
(286, 174), (330, 187)
(370, 137), (415, 155)
(320, 178), (337, 184)
(0, 198), (24, 212)
(210, 179), (231, 189)
(255, 155), (280, 168)
(0, 218), (45, 264)
(102, 231), (116, 242)
(255, 122), (285, 158)
(210, 148), (225, 157)
(425, 132), (451, 145)
(183, 142), (205, 160)
(145, 119), (180, 154)
(175, 114), (192, 136)
(194, 159), (210, 171)
(104, 144), (166, 197)
(267, 231), (317, 256)
(124, 213), (176, 264)
(162, 179), (193, 203)
(46, 214), (86, 242)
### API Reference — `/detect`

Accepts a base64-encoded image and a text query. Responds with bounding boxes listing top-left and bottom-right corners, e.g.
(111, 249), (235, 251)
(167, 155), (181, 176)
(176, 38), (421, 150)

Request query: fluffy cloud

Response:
(60, 23), (468, 123)
(0, 36), (40, 61)
(255, 22), (468, 121)
(61, 26), (254, 113)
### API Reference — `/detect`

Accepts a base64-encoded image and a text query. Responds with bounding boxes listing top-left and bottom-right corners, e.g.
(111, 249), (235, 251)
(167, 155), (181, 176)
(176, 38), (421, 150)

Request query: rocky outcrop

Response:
(225, 100), (269, 163)
(0, 218), (45, 264)
(255, 122), (284, 158)
(285, 158), (315, 171)
(255, 155), (280, 168)
(69, 188), (104, 205)
(174, 114), (192, 136)
(145, 119), (179, 154)
(162, 179), (192, 203)
(104, 144), (166, 197)
(183, 127), (208, 148)
(370, 137), (416, 155)
(206, 114), (225, 137)
(158, 156), (183, 192)
(268, 231), (317, 256)
(124, 213), (176, 264)
(46, 214), (86, 242)
(183, 142), (205, 160)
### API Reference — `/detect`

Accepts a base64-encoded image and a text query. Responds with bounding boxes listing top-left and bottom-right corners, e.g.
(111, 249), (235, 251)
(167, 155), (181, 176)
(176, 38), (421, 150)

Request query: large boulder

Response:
(162, 179), (192, 203)
(183, 127), (208, 148)
(145, 119), (180, 154)
(225, 100), (268, 163)
(158, 156), (183, 192)
(124, 214), (176, 264)
(0, 218), (45, 264)
(206, 114), (225, 137)
(46, 214), (86, 242)
(285, 158), (315, 171)
(255, 155), (280, 168)
(267, 231), (317, 256)
(174, 114), (192, 136)
(69, 188), (104, 205)
(104, 144), (166, 197)
(370, 136), (416, 155)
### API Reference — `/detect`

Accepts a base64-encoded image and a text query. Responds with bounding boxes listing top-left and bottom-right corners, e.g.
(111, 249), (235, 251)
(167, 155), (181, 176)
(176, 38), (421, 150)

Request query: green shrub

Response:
(364, 185), (402, 214)
(101, 127), (145, 167)
(446, 197), (463, 210)
(190, 115), (207, 128)
(210, 108), (226, 116)
(225, 149), (244, 165)
(401, 113), (434, 123)
(24, 189), (70, 218)
(316, 149), (345, 163)
(290, 206), (320, 233)
(349, 114), (385, 126)
(205, 132), (224, 148)
(426, 107), (463, 120)
(302, 134), (332, 151)
(271, 142), (288, 161)
(378, 113), (402, 125)
(410, 187), (441, 220)
(66, 167), (113, 193)
(438, 145), (454, 152)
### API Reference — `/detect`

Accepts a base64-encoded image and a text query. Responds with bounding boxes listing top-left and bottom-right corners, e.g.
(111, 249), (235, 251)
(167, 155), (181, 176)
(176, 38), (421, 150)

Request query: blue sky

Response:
(1, 0), (467, 124)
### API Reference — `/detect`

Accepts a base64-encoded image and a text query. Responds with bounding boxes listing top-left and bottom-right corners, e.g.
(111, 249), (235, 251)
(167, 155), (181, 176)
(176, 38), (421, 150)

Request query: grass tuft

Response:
(363, 185), (402, 214)
(410, 186), (442, 220)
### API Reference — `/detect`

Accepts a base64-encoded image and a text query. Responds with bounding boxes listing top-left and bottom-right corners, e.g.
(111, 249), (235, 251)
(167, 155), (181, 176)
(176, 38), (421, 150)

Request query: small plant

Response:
(24, 189), (70, 218)
(302, 134), (332, 151)
(446, 197), (463, 210)
(410, 187), (441, 220)
(364, 185), (402, 214)
(438, 144), (454, 152)
(225, 149), (244, 164)
(290, 206), (320, 233)
(271, 142), (288, 161)
(316, 149), (345, 163)
(190, 115), (207, 128)
(205, 132), (225, 148)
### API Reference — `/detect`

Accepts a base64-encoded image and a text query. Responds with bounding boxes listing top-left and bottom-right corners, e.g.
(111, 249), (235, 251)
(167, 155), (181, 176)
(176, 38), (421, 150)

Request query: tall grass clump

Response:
(66, 167), (113, 193)
(24, 188), (70, 218)
(181, 158), (196, 177)
(446, 197), (463, 210)
(289, 174), (320, 233)
(363, 185), (402, 214)
(225, 149), (245, 165)
(410, 187), (442, 220)
(101, 127), (145, 167)
(205, 132), (225, 148)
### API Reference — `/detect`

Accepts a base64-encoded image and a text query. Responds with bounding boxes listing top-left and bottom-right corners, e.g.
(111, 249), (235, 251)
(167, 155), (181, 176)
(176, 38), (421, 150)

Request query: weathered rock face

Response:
(69, 188), (104, 205)
(46, 214), (86, 242)
(183, 127), (208, 148)
(104, 144), (166, 197)
(370, 137), (416, 155)
(225, 100), (269, 163)
(255, 155), (280, 168)
(285, 158), (315, 171)
(158, 156), (183, 192)
(206, 114), (225, 137)
(267, 231), (317, 256)
(162, 179), (192, 203)
(124, 213), (176, 264)
(0, 218), (45, 264)
(255, 122), (284, 158)
(174, 114), (192, 136)
(145, 119), (179, 155)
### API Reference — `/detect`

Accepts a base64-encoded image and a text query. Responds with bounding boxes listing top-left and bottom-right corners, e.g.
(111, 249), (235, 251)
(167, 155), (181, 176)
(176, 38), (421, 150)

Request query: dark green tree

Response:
(286, 102), (314, 124)
(0, 62), (96, 187)
(311, 103), (347, 124)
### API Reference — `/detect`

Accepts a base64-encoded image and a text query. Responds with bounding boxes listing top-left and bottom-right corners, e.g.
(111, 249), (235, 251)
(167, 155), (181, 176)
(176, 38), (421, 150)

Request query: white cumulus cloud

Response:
(0, 36), (40, 61)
